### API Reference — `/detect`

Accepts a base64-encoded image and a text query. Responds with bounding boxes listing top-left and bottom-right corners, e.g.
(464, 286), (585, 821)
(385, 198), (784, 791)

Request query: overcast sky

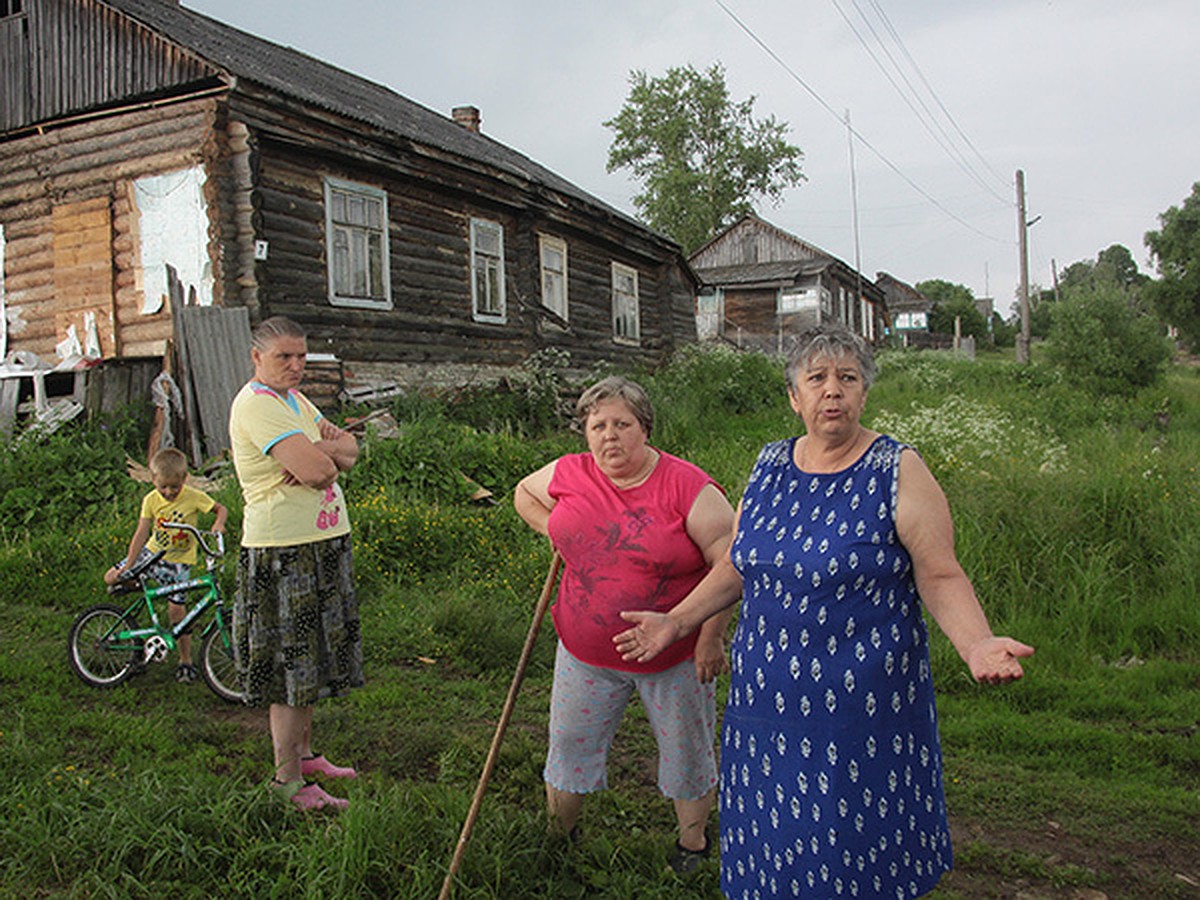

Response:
(186, 0), (1200, 315)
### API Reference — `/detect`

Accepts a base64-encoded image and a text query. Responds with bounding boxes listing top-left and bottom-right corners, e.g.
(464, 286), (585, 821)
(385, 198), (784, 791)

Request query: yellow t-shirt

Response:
(141, 485), (217, 565)
(229, 381), (351, 547)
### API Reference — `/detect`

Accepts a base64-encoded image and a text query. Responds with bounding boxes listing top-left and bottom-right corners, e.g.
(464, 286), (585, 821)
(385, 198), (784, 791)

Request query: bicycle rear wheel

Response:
(68, 604), (141, 687)
(201, 626), (243, 704)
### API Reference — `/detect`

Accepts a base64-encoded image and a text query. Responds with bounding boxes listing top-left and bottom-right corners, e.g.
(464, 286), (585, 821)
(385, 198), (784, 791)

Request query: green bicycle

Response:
(68, 522), (243, 703)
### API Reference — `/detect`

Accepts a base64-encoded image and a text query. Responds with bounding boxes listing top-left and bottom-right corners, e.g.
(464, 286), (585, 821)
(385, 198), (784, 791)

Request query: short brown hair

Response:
(575, 376), (654, 438)
(149, 447), (188, 482)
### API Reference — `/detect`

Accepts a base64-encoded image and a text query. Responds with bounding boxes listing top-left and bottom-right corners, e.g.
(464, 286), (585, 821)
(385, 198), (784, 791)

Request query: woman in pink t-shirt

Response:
(514, 376), (736, 873)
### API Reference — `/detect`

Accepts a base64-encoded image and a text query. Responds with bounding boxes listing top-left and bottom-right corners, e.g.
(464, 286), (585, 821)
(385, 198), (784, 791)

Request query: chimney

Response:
(452, 105), (481, 134)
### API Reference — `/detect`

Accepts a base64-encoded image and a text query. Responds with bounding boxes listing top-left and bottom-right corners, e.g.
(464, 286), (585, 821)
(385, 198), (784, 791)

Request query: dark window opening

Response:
(0, 0), (24, 19)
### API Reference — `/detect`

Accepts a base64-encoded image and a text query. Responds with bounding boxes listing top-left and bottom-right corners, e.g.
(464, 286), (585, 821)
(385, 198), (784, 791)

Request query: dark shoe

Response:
(668, 835), (711, 875)
(175, 663), (198, 683)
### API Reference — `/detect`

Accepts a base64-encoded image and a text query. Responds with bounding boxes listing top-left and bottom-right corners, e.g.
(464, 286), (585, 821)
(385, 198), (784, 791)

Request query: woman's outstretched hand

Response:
(613, 611), (681, 664)
(967, 636), (1035, 684)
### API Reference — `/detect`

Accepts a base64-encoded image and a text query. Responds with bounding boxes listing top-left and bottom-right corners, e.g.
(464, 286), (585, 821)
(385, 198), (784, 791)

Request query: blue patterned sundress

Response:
(720, 435), (952, 899)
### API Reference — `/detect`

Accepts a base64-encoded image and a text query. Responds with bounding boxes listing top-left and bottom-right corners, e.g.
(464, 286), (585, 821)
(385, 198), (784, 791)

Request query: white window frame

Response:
(611, 262), (640, 344)
(324, 176), (392, 310)
(779, 286), (820, 315)
(860, 297), (875, 340)
(470, 217), (506, 323)
(539, 234), (568, 320)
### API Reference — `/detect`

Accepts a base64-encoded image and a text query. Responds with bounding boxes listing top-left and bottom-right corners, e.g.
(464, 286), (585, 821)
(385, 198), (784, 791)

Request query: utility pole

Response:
(1015, 169), (1031, 363)
(845, 110), (864, 332)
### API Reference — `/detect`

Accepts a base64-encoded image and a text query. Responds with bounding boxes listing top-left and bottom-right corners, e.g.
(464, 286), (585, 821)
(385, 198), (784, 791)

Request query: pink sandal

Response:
(270, 778), (349, 811)
(301, 754), (357, 780)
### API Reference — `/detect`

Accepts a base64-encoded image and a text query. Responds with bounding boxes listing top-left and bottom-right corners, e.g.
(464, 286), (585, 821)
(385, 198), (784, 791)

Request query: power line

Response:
(834, 0), (1010, 205)
(712, 0), (1012, 245)
(862, 0), (1010, 190)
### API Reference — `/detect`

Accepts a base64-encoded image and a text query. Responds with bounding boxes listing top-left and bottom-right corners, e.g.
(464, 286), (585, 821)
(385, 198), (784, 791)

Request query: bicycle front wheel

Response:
(68, 604), (141, 687)
(201, 626), (244, 704)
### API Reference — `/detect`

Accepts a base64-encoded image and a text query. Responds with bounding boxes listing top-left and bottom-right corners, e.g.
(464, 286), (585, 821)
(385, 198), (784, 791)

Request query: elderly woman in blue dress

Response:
(615, 324), (1033, 899)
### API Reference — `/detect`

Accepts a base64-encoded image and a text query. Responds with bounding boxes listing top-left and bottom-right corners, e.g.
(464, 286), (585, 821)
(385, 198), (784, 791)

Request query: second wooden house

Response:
(690, 214), (884, 354)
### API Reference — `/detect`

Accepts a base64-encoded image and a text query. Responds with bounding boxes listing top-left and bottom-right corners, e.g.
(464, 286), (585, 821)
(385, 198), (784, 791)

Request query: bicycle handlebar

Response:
(161, 521), (225, 558)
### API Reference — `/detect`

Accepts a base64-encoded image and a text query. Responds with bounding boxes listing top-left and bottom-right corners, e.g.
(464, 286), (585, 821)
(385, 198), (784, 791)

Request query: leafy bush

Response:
(648, 343), (783, 415)
(1045, 284), (1171, 396)
(0, 413), (145, 534)
(344, 416), (569, 505)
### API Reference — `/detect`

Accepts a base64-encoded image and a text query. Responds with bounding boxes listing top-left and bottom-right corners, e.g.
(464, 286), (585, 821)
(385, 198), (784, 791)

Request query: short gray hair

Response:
(784, 325), (877, 391)
(576, 376), (654, 438)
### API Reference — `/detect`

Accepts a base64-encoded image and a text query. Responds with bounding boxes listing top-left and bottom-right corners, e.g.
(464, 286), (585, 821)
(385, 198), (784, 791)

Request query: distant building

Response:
(875, 272), (933, 341)
(690, 215), (884, 354)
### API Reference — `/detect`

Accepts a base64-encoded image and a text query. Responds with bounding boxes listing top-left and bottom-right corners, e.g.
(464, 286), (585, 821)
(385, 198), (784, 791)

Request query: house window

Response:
(1, 0), (24, 17)
(471, 218), (506, 323)
(860, 297), (875, 340)
(779, 287), (819, 315)
(611, 262), (640, 343)
(780, 285), (830, 316)
(324, 177), (391, 309)
(696, 289), (722, 341)
(539, 234), (568, 320)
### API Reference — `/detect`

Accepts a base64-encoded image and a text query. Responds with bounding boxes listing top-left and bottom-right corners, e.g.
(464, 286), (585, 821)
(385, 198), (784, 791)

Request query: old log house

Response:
(691, 214), (885, 354)
(0, 0), (698, 444)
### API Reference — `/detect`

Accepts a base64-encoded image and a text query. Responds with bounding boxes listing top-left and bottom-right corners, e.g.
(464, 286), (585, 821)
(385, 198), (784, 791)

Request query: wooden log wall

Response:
(226, 89), (693, 378)
(725, 287), (782, 335)
(0, 95), (221, 361)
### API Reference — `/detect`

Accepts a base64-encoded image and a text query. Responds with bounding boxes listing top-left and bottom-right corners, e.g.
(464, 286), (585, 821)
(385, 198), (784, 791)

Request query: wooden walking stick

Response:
(438, 551), (563, 900)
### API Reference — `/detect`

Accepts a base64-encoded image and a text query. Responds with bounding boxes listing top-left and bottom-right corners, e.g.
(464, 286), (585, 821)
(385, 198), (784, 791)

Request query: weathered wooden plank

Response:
(177, 305), (252, 460)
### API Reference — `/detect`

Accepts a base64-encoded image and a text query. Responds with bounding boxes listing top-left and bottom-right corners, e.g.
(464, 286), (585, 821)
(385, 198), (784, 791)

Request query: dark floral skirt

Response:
(234, 534), (364, 707)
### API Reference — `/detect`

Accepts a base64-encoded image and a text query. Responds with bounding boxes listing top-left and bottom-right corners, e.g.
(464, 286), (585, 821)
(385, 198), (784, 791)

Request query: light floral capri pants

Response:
(544, 640), (718, 800)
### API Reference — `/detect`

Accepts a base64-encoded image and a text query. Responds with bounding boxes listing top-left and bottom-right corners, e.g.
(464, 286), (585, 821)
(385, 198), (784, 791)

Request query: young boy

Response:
(104, 447), (228, 683)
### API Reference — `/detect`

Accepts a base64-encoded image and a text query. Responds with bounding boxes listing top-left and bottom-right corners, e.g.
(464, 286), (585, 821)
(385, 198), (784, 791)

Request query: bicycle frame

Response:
(107, 575), (227, 659)
(104, 524), (228, 660)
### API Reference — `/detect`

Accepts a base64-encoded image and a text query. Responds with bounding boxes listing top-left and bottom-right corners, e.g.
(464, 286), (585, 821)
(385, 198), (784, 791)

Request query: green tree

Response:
(1045, 282), (1169, 396)
(1096, 244), (1146, 289)
(1030, 284), (1056, 338)
(1145, 182), (1200, 351)
(1058, 245), (1145, 294)
(1041, 246), (1146, 341)
(915, 279), (988, 339)
(604, 63), (805, 253)
(991, 312), (1017, 348)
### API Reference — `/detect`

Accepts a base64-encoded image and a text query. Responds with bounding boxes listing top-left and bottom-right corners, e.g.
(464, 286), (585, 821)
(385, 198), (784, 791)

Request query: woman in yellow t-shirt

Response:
(229, 316), (362, 811)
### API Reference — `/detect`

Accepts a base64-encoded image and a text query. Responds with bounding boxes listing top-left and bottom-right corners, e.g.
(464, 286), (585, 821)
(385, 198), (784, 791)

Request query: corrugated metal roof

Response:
(102, 0), (647, 234)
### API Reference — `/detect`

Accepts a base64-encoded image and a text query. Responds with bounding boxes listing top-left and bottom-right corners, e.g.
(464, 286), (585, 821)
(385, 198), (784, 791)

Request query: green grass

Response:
(1, 347), (1198, 898)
